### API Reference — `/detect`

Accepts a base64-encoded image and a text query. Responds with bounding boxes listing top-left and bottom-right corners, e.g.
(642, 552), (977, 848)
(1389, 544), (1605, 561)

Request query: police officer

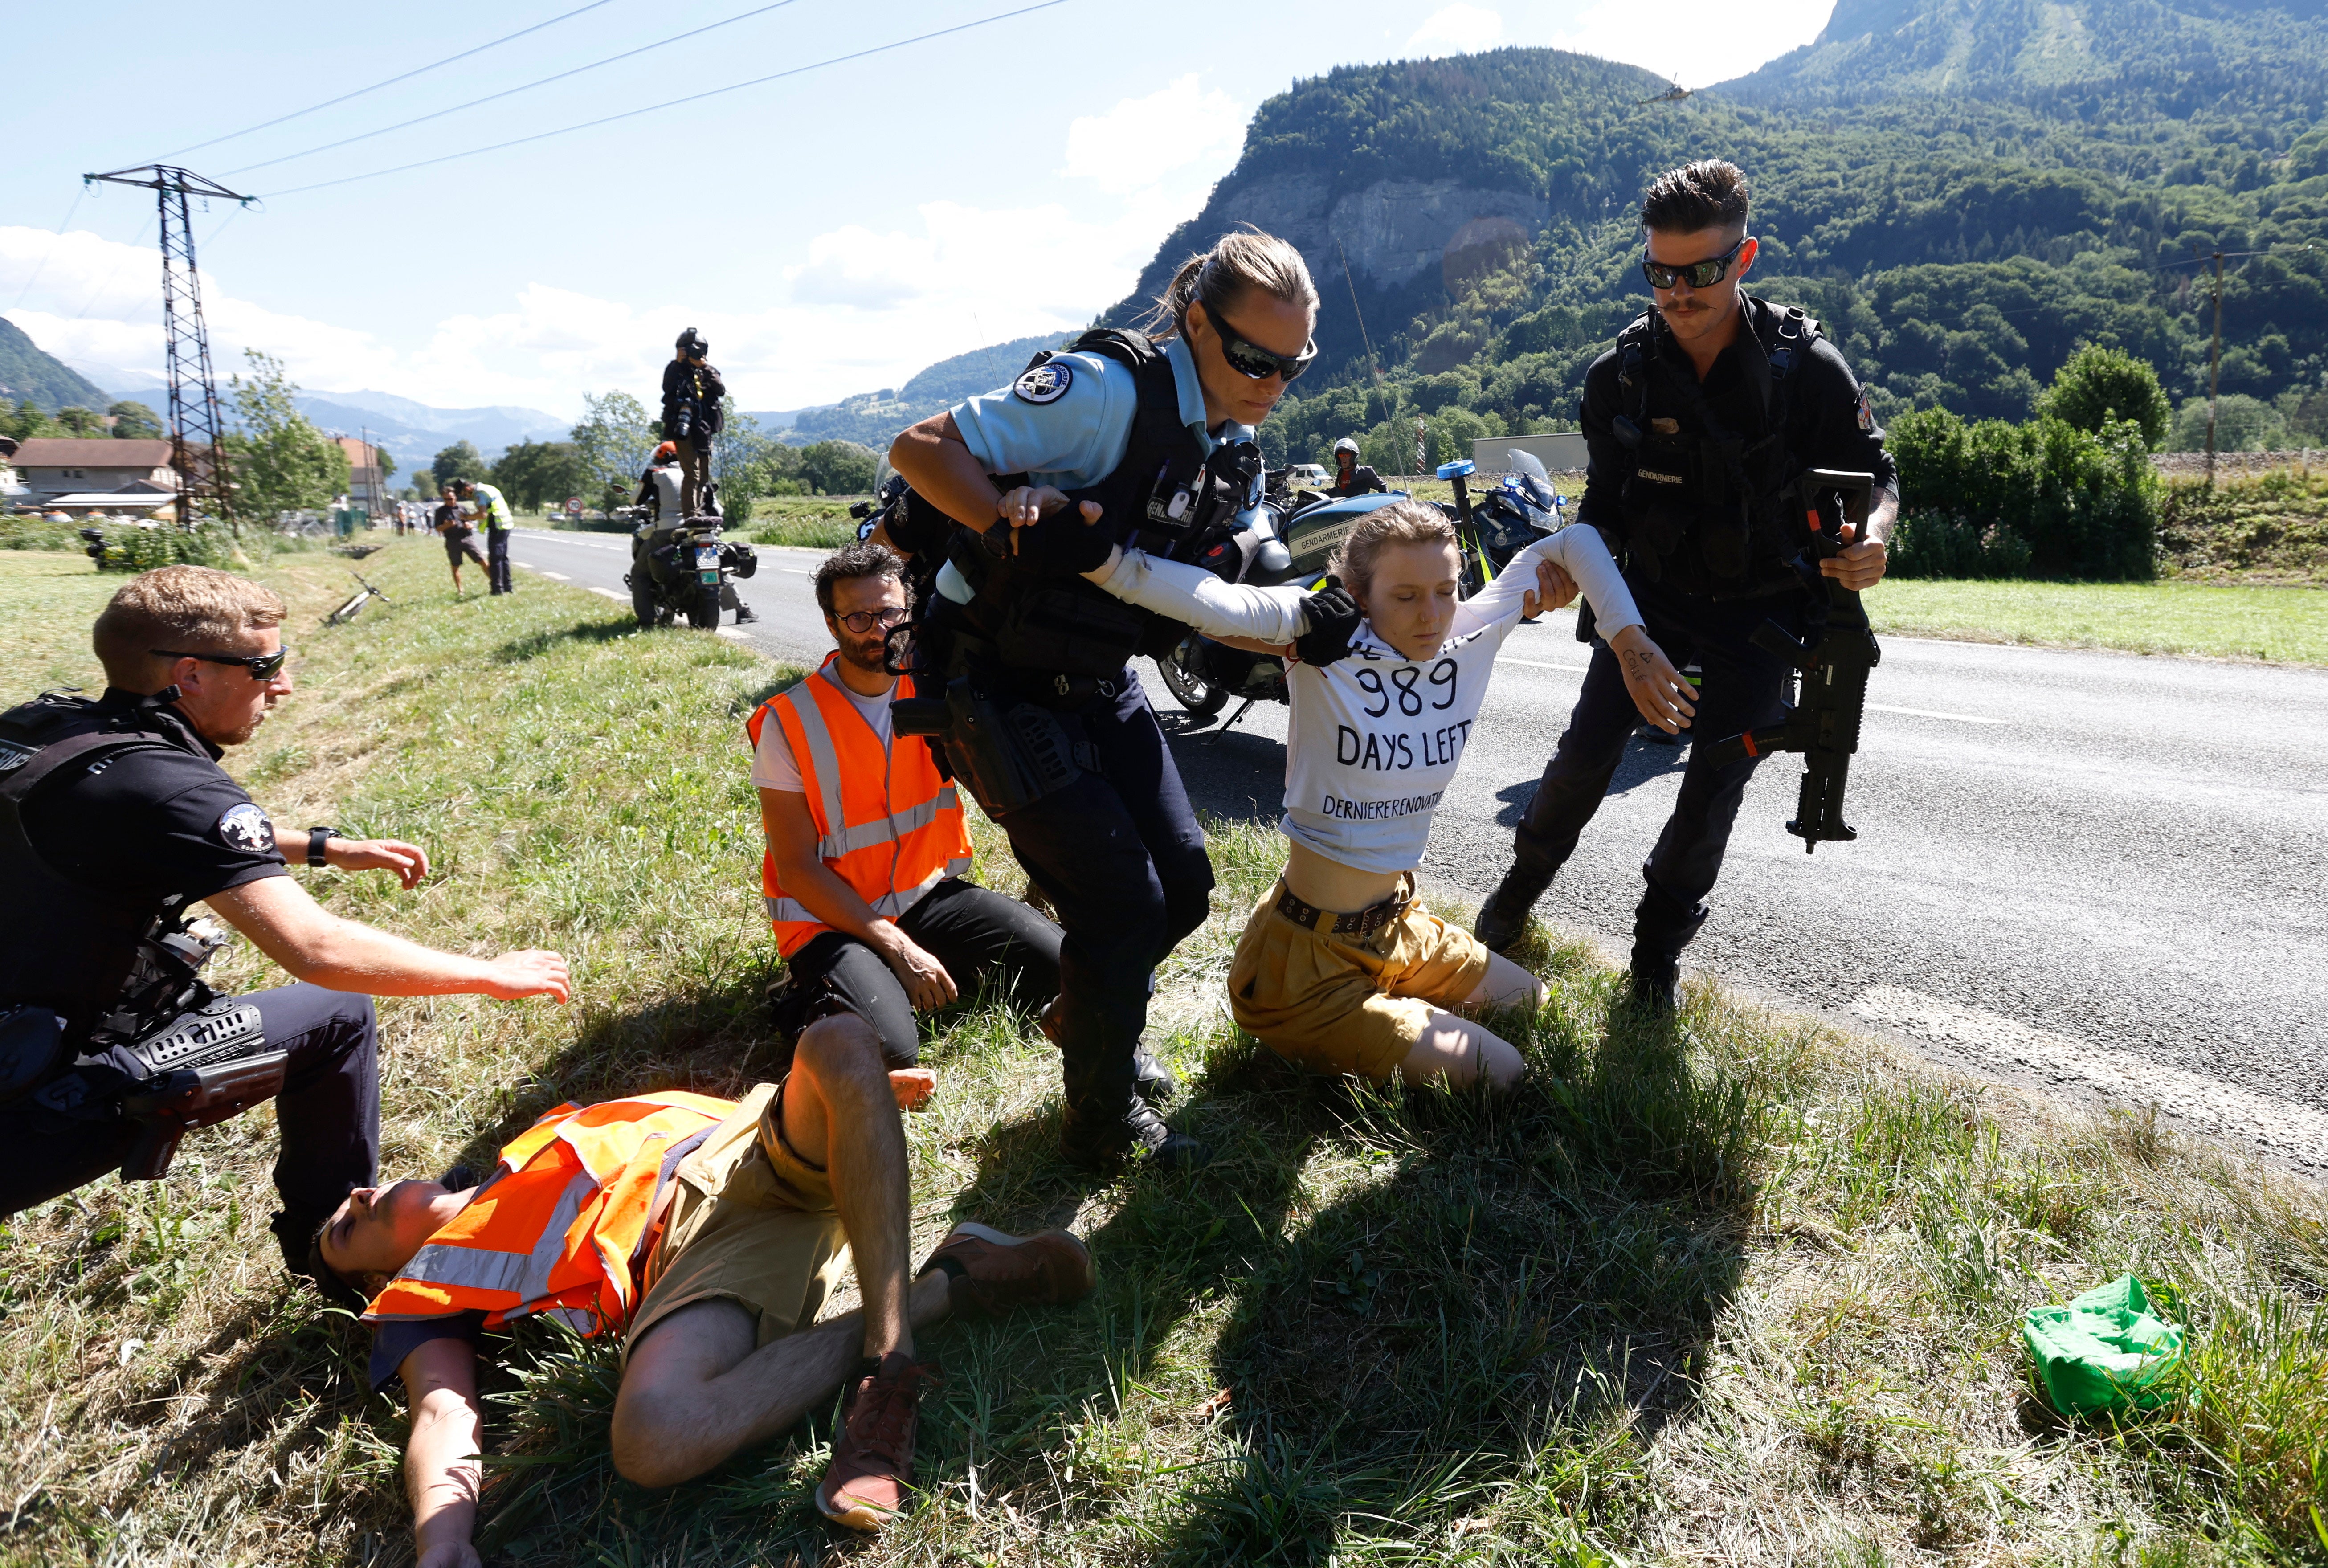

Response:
(1326, 436), (1386, 498)
(662, 328), (724, 516)
(0, 566), (571, 1272)
(1472, 160), (1896, 1007)
(452, 477), (516, 596)
(889, 230), (1330, 1168)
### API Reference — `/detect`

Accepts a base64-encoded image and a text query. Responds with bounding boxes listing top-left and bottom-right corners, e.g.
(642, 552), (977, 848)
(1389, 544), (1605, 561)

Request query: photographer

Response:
(0, 567), (571, 1273)
(661, 328), (725, 516)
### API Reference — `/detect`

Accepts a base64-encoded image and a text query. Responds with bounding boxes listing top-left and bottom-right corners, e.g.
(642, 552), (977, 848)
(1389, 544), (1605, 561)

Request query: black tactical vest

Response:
(1612, 294), (1823, 594)
(945, 328), (1259, 680)
(0, 692), (204, 1047)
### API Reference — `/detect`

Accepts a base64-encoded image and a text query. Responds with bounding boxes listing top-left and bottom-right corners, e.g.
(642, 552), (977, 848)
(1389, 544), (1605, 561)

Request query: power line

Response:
(9, 186), (86, 310)
(161, 0), (626, 159)
(71, 218), (154, 320)
(262, 0), (1070, 198)
(225, 0), (810, 177)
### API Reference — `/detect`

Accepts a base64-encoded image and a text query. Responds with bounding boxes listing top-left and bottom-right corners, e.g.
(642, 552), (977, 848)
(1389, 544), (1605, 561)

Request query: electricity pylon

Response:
(82, 166), (253, 527)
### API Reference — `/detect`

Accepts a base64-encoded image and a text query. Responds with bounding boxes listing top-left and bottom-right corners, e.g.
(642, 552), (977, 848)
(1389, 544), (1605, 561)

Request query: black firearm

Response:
(1702, 468), (1883, 853)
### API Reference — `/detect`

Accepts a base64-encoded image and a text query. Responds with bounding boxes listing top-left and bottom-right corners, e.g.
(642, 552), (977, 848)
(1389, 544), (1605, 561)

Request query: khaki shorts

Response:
(624, 1082), (850, 1364)
(1226, 875), (1491, 1082)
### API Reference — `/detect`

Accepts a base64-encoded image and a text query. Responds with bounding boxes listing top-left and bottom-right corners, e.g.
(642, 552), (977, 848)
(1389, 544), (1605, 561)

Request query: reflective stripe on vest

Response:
(361, 1090), (735, 1335)
(744, 654), (975, 958)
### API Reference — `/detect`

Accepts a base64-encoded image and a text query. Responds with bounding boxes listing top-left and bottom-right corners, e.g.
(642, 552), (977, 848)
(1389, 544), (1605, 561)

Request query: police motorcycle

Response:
(0, 691), (288, 1181)
(617, 481), (758, 630)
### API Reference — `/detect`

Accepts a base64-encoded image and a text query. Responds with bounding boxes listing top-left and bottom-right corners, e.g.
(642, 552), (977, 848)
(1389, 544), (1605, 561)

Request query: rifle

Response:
(1701, 468), (1883, 853)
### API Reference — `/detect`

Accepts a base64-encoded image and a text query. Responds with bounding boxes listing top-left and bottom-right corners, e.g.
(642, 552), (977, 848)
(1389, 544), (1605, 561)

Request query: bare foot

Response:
(888, 1068), (936, 1111)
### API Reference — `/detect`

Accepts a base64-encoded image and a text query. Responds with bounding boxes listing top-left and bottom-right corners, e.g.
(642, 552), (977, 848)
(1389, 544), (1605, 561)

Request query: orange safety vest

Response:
(362, 1090), (735, 1335)
(745, 655), (972, 957)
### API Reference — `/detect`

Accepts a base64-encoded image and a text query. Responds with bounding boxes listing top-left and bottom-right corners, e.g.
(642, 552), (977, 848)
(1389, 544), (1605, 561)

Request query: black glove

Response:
(1292, 576), (1361, 666)
(1008, 505), (1115, 576)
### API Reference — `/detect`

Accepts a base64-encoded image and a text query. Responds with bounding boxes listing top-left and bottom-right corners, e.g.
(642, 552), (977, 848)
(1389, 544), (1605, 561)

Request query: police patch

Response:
(1013, 362), (1073, 405)
(216, 803), (276, 853)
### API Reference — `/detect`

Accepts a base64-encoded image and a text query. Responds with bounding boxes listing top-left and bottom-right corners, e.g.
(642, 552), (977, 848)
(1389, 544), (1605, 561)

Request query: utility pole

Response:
(2204, 249), (2225, 488)
(1336, 237), (1381, 384)
(82, 166), (252, 529)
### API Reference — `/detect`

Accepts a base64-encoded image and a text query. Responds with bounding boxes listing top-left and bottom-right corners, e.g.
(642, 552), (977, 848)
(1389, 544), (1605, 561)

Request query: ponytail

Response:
(1144, 226), (1319, 341)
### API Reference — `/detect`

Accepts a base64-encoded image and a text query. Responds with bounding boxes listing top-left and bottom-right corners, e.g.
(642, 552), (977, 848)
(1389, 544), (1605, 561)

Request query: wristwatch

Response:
(306, 827), (341, 867)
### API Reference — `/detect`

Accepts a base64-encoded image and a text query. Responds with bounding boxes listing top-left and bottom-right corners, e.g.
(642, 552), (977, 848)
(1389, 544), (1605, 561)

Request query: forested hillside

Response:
(1091, 0), (2328, 473)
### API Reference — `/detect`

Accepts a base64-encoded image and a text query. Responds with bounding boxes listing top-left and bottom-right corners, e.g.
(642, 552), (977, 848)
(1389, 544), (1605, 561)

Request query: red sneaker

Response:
(815, 1351), (940, 1532)
(921, 1222), (1096, 1318)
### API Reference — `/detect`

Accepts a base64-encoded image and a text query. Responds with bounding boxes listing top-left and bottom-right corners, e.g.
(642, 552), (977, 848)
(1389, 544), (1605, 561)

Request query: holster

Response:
(936, 673), (1092, 818)
(31, 993), (284, 1181)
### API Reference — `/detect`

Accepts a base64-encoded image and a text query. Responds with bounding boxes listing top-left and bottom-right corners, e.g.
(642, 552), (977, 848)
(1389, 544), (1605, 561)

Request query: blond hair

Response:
(93, 566), (286, 688)
(1327, 500), (1458, 599)
(1145, 227), (1319, 341)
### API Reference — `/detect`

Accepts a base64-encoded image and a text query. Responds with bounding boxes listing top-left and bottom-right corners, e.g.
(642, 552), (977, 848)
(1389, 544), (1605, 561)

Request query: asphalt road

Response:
(512, 528), (2328, 1168)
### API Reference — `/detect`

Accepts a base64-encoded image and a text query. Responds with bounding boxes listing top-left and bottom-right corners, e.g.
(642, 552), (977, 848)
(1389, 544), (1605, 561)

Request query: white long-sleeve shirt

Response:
(1096, 528), (1643, 874)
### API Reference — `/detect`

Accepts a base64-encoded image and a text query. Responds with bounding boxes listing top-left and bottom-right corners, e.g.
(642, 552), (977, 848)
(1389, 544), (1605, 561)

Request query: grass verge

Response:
(1, 543), (2323, 1566)
(1868, 578), (2328, 665)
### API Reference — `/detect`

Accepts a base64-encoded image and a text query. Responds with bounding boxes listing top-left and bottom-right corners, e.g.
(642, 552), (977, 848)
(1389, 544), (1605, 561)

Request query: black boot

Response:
(1474, 853), (1557, 954)
(1041, 997), (1179, 1106)
(1061, 1092), (1207, 1171)
(1625, 867), (1708, 1014)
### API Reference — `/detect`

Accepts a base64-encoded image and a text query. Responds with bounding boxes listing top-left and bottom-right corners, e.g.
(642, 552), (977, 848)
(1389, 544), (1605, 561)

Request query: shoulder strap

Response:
(1066, 328), (1192, 454)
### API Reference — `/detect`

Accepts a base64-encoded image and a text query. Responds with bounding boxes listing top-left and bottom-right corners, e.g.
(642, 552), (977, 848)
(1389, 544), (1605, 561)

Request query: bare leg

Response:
(1396, 1015), (1527, 1090)
(1463, 950), (1547, 1012)
(609, 1272), (952, 1488)
(780, 1014), (914, 1362)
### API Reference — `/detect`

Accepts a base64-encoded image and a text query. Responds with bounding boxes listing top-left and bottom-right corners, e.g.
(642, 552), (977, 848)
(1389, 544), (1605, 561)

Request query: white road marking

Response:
(717, 628), (753, 641)
(1867, 702), (2004, 725)
(1852, 985), (2328, 1166)
(590, 587), (627, 602)
(783, 569), (814, 576)
(539, 571), (571, 581)
(1501, 656), (1591, 674)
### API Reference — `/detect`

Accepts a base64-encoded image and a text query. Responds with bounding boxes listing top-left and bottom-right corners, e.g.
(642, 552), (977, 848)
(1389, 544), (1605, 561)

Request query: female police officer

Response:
(889, 229), (1323, 1169)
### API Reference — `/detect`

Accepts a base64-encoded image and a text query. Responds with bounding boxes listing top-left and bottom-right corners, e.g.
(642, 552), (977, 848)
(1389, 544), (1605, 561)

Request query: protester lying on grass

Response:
(1072, 499), (1695, 1089)
(315, 1012), (1095, 1552)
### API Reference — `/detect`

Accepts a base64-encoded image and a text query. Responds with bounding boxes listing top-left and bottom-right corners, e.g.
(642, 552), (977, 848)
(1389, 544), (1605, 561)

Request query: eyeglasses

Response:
(150, 646), (291, 679)
(1639, 236), (1748, 291)
(834, 605), (909, 634)
(1201, 298), (1317, 383)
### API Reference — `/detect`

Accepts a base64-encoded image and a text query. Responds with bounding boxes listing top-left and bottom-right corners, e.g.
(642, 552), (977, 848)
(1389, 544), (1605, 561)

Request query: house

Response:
(335, 437), (386, 512)
(9, 438), (177, 504)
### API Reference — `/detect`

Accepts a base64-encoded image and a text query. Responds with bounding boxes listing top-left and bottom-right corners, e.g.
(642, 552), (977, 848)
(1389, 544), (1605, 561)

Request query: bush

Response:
(1890, 406), (2157, 579)
(1887, 512), (2035, 578)
(797, 440), (878, 496)
(2035, 344), (2170, 451)
(2168, 393), (2286, 453)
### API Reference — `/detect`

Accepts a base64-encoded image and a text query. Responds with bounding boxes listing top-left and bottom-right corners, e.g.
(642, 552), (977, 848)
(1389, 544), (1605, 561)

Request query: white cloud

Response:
(1062, 74), (1246, 197)
(1545, 0), (1834, 88)
(1405, 4), (1504, 55)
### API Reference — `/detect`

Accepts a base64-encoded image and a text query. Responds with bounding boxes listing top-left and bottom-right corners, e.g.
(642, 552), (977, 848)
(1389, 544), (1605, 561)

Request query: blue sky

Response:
(0, 0), (1832, 418)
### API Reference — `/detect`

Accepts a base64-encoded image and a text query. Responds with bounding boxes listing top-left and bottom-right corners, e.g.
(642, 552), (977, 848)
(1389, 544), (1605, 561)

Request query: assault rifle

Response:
(1702, 469), (1883, 853)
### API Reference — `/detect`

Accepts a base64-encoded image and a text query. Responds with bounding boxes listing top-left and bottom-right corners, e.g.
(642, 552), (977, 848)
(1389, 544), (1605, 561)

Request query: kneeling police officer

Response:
(1472, 160), (1896, 1004)
(0, 566), (570, 1271)
(890, 230), (1342, 1169)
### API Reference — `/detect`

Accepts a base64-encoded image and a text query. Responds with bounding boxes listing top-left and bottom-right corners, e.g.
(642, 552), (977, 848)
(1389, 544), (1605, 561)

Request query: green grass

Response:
(2, 544), (2324, 1567)
(1868, 579), (2328, 665)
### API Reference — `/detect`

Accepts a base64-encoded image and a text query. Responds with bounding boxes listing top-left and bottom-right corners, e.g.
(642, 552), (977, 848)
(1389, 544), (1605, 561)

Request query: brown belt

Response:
(1272, 877), (1412, 938)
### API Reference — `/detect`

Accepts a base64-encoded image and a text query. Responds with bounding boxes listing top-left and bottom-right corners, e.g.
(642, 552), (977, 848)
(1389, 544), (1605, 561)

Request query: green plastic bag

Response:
(2022, 1274), (2185, 1417)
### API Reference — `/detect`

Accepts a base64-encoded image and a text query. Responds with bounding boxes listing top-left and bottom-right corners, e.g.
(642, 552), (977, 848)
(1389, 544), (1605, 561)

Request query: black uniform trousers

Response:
(992, 674), (1212, 1111)
(486, 527), (513, 595)
(784, 877), (1061, 1067)
(1514, 577), (1807, 927)
(0, 983), (380, 1226)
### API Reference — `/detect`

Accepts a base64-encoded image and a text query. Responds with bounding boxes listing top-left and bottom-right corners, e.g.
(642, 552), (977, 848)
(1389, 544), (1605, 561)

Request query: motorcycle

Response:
(617, 485), (757, 630)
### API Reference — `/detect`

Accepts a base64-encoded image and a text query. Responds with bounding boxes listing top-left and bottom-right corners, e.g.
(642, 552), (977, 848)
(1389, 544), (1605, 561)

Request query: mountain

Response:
(0, 318), (114, 412)
(1090, 7), (2328, 471)
(743, 332), (1067, 449)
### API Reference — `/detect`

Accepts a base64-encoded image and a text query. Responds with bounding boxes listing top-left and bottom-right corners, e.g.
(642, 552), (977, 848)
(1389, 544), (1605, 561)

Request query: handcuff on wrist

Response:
(306, 826), (341, 867)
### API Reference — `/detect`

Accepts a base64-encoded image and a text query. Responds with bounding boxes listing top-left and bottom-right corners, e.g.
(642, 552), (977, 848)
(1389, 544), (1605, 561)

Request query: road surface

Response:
(511, 527), (2328, 1169)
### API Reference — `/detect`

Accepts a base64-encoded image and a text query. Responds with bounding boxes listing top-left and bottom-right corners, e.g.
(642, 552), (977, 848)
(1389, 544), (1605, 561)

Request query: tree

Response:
(2035, 346), (2171, 451)
(107, 400), (165, 440)
(57, 406), (106, 437)
(432, 441), (487, 489)
(798, 440), (878, 496)
(491, 439), (587, 511)
(376, 448), (397, 484)
(0, 400), (46, 441)
(570, 390), (656, 503)
(226, 350), (350, 519)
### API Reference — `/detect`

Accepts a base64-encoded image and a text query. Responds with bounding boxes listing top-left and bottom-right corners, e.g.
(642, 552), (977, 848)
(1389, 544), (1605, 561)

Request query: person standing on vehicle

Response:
(1470, 161), (1896, 1008)
(1327, 436), (1386, 498)
(452, 478), (515, 596)
(889, 230), (1322, 1169)
(630, 442), (758, 627)
(662, 328), (725, 517)
(0, 566), (571, 1273)
(435, 493), (486, 597)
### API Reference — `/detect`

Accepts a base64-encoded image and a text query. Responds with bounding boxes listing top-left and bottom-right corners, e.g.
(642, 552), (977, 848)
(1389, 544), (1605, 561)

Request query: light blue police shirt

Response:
(935, 335), (1257, 603)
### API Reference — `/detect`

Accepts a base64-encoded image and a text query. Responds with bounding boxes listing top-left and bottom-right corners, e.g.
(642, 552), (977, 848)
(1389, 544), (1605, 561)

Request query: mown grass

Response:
(1867, 578), (2328, 665)
(1, 543), (2324, 1567)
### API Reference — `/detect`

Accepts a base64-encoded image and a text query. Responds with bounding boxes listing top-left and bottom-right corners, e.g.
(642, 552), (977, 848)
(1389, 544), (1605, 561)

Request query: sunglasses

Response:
(151, 646), (291, 679)
(1201, 298), (1317, 383)
(834, 605), (909, 634)
(1639, 236), (1748, 291)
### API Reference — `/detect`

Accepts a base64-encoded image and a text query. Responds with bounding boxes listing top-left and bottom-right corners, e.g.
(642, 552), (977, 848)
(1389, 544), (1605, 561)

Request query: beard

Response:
(837, 637), (891, 676)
